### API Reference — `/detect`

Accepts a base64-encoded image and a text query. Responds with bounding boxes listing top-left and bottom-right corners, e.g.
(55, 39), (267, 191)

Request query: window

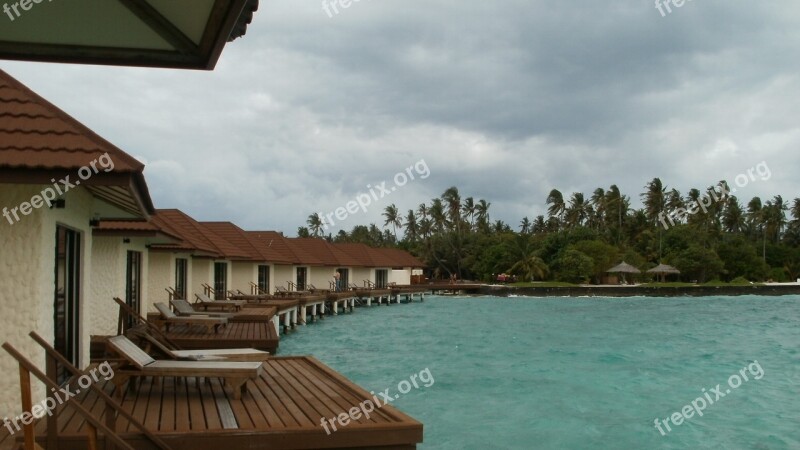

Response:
(375, 269), (389, 288)
(214, 262), (228, 299)
(125, 251), (142, 328)
(174, 258), (188, 300)
(54, 226), (81, 384)
(258, 265), (270, 294)
(296, 267), (307, 291)
(337, 268), (350, 290)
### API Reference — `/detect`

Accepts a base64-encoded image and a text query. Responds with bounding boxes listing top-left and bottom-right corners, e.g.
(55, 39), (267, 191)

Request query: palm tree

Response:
(417, 203), (429, 221)
(475, 199), (491, 231)
(546, 189), (565, 227)
(764, 195), (788, 243)
(462, 197), (476, 230)
(404, 209), (418, 243)
(519, 216), (531, 234)
(590, 188), (606, 230)
(382, 204), (402, 239)
(722, 196), (745, 233)
(642, 178), (666, 225)
(746, 197), (765, 260)
(533, 215), (547, 234)
(510, 254), (549, 282)
(441, 186), (462, 230)
(430, 199), (447, 233)
(565, 192), (590, 228)
(306, 213), (325, 237)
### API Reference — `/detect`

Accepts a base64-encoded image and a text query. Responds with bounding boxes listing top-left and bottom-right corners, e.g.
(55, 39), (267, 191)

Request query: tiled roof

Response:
(335, 243), (381, 266)
(0, 70), (144, 172)
(286, 238), (363, 267)
(0, 69), (154, 216)
(149, 210), (221, 256)
(246, 231), (298, 265)
(94, 219), (182, 241)
(202, 223), (293, 264)
(282, 238), (326, 266)
(378, 248), (426, 268)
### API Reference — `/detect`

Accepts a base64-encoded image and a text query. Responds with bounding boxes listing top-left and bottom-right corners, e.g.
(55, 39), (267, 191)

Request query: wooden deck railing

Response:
(2, 333), (172, 450)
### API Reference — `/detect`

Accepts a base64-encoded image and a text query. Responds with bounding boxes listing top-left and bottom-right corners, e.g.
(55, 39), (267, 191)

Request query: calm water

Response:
(279, 296), (800, 449)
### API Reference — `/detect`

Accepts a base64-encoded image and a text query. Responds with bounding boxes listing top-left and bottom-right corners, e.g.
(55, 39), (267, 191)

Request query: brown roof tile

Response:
(149, 210), (221, 257)
(0, 69), (143, 172)
(0, 69), (154, 215)
(201, 223), (293, 264)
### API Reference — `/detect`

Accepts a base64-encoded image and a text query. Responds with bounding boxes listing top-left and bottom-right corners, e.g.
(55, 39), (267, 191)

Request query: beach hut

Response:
(606, 261), (641, 285)
(647, 263), (681, 282)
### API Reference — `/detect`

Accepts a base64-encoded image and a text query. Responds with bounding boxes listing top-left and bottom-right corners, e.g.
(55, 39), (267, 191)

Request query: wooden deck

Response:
(0, 427), (15, 450)
(353, 288), (393, 306)
(16, 357), (422, 450)
(326, 292), (357, 314)
(164, 320), (280, 354)
(230, 306), (277, 323)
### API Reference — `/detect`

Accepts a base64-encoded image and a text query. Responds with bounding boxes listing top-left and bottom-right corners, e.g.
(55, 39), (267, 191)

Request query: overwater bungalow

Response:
(0, 70), (424, 448)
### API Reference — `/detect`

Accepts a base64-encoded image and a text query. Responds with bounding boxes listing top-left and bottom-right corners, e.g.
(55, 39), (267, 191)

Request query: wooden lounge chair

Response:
(194, 292), (246, 311)
(107, 335), (264, 400)
(154, 302), (227, 333)
(170, 299), (234, 319)
(126, 325), (270, 362)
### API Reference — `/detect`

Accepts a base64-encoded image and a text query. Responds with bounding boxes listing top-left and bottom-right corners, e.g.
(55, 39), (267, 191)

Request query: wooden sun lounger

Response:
(170, 299), (234, 318)
(194, 292), (246, 311)
(154, 302), (227, 333)
(108, 335), (265, 400)
(127, 325), (270, 362)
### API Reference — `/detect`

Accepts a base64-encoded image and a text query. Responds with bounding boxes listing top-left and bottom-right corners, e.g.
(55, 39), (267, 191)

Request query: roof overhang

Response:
(0, 168), (154, 217)
(0, 0), (258, 70)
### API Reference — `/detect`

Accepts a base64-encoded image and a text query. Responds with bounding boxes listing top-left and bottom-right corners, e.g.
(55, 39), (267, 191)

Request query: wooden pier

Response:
(6, 357), (422, 450)
(164, 320), (280, 354)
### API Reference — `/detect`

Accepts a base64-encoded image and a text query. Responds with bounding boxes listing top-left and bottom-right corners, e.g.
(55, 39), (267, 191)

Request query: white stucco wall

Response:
(273, 265), (293, 293)
(88, 236), (149, 336)
(308, 266), (334, 290)
(231, 261), (257, 294)
(0, 184), (95, 416)
(146, 251), (171, 308)
(191, 258), (213, 299)
(350, 268), (371, 287)
(390, 268), (412, 285)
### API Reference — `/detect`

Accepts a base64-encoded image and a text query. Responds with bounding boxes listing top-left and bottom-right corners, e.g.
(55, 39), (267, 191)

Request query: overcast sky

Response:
(4, 1), (800, 235)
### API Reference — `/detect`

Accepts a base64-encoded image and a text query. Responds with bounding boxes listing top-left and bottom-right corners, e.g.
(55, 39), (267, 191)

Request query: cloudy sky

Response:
(4, 1), (800, 234)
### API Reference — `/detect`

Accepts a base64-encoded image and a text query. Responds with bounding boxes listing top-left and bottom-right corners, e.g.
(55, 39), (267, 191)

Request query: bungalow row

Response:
(0, 69), (423, 418)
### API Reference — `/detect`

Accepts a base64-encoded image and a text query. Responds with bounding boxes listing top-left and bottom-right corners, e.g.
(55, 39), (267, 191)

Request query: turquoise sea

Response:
(279, 295), (800, 449)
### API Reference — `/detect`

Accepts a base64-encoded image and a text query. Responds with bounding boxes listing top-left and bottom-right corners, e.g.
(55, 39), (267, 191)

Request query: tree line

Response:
(298, 180), (800, 284)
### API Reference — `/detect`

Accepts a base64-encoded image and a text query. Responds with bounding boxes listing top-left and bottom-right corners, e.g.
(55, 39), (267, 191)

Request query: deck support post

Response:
(272, 316), (281, 335)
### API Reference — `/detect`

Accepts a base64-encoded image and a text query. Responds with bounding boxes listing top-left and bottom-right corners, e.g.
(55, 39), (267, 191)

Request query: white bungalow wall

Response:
(273, 264), (293, 293)
(89, 236), (149, 335)
(390, 268), (412, 285)
(0, 185), (96, 416)
(146, 251), (193, 309)
(231, 261), (258, 294)
(308, 266), (335, 290)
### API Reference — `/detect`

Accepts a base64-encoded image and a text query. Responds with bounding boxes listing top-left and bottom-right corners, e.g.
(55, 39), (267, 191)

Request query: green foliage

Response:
(730, 276), (753, 285)
(717, 238), (769, 281)
(767, 267), (789, 282)
(301, 185), (800, 284)
(552, 249), (594, 283)
(669, 246), (724, 283)
(570, 240), (619, 284)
